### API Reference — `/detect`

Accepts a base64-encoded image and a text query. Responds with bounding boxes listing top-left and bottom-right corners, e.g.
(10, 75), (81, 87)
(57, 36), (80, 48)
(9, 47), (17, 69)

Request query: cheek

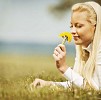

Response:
(78, 27), (93, 37)
(86, 27), (95, 38)
(80, 30), (94, 41)
(77, 29), (86, 37)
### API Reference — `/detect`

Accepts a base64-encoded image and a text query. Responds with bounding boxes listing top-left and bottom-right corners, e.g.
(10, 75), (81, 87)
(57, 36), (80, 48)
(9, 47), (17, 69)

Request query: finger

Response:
(29, 80), (41, 91)
(54, 50), (59, 56)
(55, 46), (63, 54)
(58, 44), (66, 52)
(33, 79), (40, 87)
(53, 54), (59, 61)
(53, 49), (63, 58)
(57, 53), (63, 59)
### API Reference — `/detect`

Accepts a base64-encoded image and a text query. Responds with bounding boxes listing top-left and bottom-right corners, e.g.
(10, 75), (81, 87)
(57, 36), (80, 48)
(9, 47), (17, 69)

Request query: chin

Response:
(74, 41), (81, 45)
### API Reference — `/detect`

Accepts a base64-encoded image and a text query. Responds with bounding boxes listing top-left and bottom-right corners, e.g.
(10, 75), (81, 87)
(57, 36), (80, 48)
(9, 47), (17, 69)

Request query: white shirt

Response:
(53, 42), (101, 90)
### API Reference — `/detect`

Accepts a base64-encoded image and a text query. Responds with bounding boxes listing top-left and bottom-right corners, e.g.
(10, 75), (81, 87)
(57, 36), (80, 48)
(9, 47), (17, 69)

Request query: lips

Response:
(73, 36), (79, 40)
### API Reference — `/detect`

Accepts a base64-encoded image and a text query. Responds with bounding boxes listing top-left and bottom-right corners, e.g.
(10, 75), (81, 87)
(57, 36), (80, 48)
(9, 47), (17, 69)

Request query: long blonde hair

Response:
(72, 2), (101, 89)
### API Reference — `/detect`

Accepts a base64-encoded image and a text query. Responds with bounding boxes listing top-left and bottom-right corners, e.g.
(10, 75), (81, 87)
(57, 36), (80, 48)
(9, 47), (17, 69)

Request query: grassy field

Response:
(0, 54), (101, 100)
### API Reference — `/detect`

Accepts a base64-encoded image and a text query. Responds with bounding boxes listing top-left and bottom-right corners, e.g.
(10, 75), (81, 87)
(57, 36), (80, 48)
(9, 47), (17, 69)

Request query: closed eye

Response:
(76, 24), (84, 28)
(70, 24), (73, 28)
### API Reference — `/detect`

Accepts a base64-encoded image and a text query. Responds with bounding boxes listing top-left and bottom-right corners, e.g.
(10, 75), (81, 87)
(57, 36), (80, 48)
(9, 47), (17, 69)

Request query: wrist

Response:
(59, 65), (68, 74)
(47, 81), (54, 86)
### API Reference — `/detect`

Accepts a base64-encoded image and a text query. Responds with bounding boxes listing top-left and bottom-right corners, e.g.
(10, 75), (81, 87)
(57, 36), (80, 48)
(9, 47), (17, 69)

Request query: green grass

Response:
(0, 54), (101, 100)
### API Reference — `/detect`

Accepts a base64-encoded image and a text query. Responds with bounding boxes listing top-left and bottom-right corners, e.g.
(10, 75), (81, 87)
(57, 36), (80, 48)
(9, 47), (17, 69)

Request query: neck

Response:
(82, 41), (92, 48)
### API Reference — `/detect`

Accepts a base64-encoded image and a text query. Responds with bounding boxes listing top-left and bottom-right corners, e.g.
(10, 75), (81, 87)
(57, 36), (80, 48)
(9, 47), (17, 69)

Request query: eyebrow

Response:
(70, 22), (80, 24)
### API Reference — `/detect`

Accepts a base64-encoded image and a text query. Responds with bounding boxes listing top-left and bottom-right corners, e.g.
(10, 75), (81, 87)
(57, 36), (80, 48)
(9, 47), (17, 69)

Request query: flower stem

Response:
(62, 37), (67, 45)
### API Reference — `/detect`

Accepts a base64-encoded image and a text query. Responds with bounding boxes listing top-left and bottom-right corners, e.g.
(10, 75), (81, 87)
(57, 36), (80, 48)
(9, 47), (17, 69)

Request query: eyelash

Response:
(76, 25), (82, 28)
(70, 25), (82, 28)
(70, 25), (73, 28)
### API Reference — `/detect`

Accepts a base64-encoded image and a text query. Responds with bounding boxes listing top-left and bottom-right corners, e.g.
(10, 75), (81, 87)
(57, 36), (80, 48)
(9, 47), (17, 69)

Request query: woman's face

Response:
(70, 11), (96, 47)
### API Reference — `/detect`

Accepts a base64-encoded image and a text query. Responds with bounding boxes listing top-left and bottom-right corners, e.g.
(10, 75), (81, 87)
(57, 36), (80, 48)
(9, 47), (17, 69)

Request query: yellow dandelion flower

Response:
(59, 32), (72, 45)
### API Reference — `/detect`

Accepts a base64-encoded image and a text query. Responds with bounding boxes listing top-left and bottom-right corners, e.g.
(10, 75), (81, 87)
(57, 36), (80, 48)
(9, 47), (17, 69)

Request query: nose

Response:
(71, 27), (76, 35)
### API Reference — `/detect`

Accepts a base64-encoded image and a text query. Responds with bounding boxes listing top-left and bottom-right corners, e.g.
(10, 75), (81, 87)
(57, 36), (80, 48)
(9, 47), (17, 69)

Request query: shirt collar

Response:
(82, 43), (92, 53)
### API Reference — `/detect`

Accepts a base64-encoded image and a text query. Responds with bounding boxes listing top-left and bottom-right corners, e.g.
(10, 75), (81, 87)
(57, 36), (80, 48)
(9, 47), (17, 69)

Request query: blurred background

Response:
(0, 0), (73, 55)
(0, 0), (100, 79)
(0, 0), (100, 55)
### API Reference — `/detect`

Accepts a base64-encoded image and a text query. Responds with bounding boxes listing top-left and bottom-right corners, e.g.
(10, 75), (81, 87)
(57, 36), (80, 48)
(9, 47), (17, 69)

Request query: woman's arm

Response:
(53, 44), (84, 88)
(30, 78), (70, 88)
(64, 67), (84, 87)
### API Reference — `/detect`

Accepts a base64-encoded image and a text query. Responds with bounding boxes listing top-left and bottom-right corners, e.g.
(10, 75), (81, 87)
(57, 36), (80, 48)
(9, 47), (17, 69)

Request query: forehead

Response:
(71, 11), (88, 23)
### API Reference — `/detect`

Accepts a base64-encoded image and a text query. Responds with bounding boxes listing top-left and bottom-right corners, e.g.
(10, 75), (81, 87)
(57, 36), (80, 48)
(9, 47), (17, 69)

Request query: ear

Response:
(94, 24), (96, 28)
(93, 24), (96, 32)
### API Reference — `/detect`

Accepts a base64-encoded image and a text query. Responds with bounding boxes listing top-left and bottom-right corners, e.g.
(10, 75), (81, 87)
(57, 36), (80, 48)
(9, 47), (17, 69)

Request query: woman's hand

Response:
(53, 44), (68, 73)
(30, 78), (53, 90)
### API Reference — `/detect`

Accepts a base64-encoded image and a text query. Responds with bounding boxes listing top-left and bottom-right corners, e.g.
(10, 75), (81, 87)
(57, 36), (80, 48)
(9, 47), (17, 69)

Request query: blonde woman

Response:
(31, 1), (101, 90)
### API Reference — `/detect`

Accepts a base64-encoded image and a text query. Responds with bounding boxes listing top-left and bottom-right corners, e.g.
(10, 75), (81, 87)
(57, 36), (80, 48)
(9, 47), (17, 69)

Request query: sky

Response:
(0, 0), (71, 44)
